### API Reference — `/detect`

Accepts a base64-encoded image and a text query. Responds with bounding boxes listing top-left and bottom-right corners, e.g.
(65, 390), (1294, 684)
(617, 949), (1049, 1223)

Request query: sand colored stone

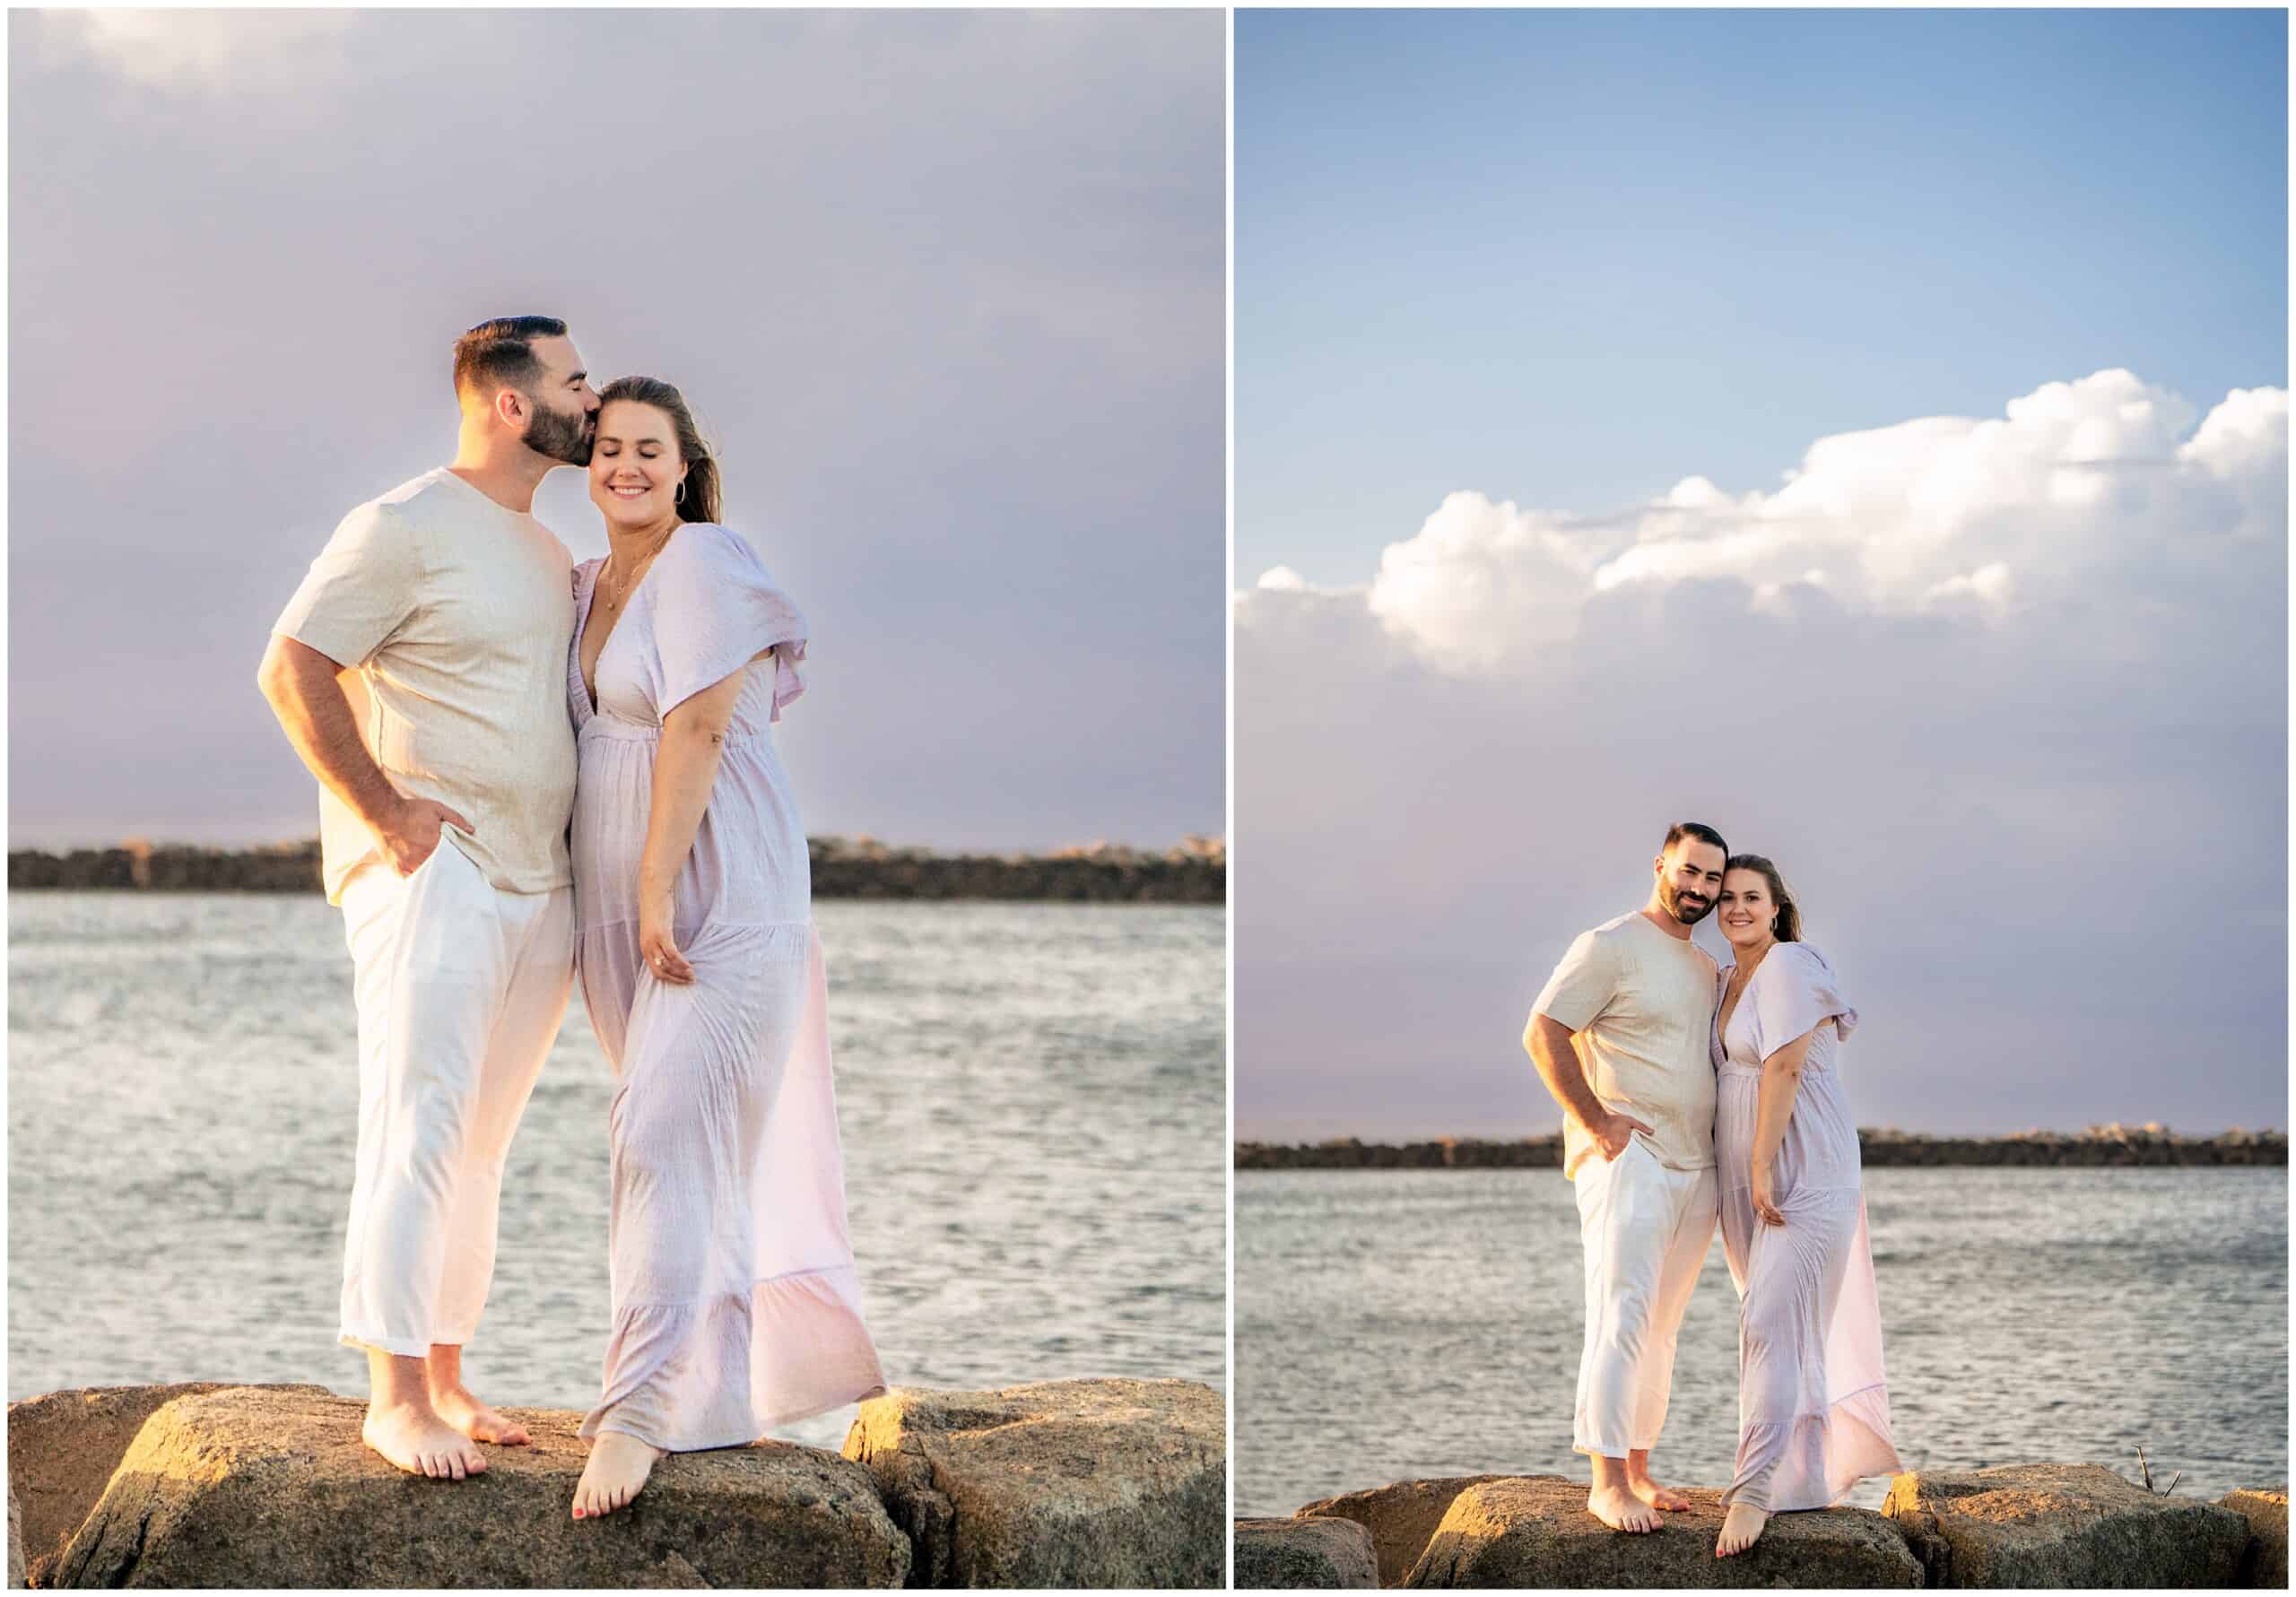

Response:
(7, 1383), (331, 1587)
(2219, 1487), (2285, 1589)
(1236, 1515), (1378, 1588)
(1402, 1474), (1920, 1588)
(48, 1385), (908, 1588)
(1883, 1462), (2249, 1587)
(1295, 1476), (1509, 1587)
(843, 1378), (1224, 1587)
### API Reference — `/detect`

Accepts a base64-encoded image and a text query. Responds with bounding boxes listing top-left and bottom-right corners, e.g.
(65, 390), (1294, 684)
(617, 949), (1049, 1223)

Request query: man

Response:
(257, 317), (599, 1479)
(1523, 821), (1727, 1532)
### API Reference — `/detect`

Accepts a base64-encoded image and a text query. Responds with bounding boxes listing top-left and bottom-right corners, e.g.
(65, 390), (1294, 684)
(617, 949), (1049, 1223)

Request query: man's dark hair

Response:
(1663, 820), (1729, 861)
(452, 315), (568, 404)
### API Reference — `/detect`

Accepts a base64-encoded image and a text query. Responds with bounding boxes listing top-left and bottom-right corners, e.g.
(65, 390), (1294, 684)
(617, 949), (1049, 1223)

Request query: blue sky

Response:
(1235, 7), (2287, 1137)
(1239, 6), (2288, 583)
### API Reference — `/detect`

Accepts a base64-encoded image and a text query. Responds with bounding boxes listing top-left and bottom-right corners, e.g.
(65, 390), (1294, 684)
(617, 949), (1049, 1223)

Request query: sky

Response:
(1235, 8), (2289, 1138)
(9, 8), (1224, 854)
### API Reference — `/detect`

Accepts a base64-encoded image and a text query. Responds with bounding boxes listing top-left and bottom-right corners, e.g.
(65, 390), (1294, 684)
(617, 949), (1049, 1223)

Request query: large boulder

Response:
(1402, 1475), (1921, 1588)
(48, 1384), (909, 1588)
(7, 1382), (329, 1586)
(1295, 1477), (1509, 1587)
(843, 1378), (1223, 1587)
(1883, 1463), (2249, 1587)
(2219, 1488), (2287, 1589)
(1235, 1516), (1378, 1588)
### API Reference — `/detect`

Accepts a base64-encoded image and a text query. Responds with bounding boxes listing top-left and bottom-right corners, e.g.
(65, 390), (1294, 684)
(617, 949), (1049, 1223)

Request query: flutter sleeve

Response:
(648, 522), (809, 722)
(1750, 942), (1858, 1062)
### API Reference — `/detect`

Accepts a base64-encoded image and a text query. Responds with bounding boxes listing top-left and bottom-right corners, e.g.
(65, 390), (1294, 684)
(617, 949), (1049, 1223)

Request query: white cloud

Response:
(60, 10), (358, 91)
(1271, 371), (2284, 678)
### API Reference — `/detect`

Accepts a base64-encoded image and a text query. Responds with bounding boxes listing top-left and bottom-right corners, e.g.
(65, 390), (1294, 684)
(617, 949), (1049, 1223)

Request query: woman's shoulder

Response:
(668, 521), (765, 570)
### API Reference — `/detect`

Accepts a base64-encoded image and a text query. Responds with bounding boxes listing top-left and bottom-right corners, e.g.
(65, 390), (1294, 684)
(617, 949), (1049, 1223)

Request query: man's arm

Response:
(1524, 1011), (1650, 1162)
(255, 634), (469, 877)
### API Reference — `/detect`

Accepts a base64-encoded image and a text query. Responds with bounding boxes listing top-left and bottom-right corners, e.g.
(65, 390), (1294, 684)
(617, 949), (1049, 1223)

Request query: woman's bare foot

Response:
(361, 1402), (488, 1480)
(1716, 1503), (1770, 1556)
(572, 1432), (663, 1520)
(1587, 1483), (1662, 1532)
(431, 1385), (530, 1446)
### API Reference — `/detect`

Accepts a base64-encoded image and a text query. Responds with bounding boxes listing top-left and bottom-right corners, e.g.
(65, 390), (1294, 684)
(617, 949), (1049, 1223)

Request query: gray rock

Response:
(7, 1381), (330, 1586)
(1883, 1462), (2249, 1587)
(844, 1377), (1224, 1587)
(1236, 1516), (1379, 1588)
(1403, 1474), (1921, 1588)
(9, 1482), (23, 1590)
(48, 1384), (909, 1588)
(2221, 1487), (2287, 1589)
(1296, 1476), (1510, 1587)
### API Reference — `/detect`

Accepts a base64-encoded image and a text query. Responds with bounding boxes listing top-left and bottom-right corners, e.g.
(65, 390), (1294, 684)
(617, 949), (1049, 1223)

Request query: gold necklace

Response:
(599, 528), (675, 607)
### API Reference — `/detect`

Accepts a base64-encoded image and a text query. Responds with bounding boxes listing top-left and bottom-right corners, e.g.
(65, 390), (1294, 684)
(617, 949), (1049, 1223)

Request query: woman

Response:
(1709, 855), (1899, 1557)
(566, 377), (886, 1519)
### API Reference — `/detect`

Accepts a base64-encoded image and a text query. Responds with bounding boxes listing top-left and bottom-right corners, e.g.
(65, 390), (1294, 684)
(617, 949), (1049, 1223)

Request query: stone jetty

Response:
(1238, 1124), (2286, 1170)
(1239, 1465), (2286, 1589)
(7, 834), (1226, 904)
(8, 1377), (1223, 1589)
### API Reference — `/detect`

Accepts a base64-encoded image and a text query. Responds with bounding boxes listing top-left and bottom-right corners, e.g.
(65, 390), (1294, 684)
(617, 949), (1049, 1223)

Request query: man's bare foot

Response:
(572, 1432), (663, 1520)
(1587, 1483), (1663, 1532)
(1626, 1471), (1692, 1512)
(431, 1385), (531, 1446)
(362, 1402), (489, 1480)
(1716, 1503), (1770, 1557)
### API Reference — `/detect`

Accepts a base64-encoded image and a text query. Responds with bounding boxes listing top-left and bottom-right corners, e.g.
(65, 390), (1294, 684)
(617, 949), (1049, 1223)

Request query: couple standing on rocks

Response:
(1524, 820), (1900, 1558)
(256, 316), (885, 1520)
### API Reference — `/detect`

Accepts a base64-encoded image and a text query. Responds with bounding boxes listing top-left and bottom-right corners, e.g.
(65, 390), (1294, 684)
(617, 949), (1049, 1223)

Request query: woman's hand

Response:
(638, 889), (694, 985)
(1751, 1166), (1786, 1228)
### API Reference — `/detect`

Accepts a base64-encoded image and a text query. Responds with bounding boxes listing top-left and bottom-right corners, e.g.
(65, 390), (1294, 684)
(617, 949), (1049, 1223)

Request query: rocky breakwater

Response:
(1248, 1465), (2286, 1589)
(9, 1376), (1223, 1589)
(1236, 1124), (2287, 1170)
(8, 835), (1226, 904)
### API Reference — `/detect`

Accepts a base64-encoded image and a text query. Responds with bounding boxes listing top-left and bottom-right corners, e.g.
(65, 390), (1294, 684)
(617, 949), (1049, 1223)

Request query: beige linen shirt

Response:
(274, 467), (578, 905)
(1532, 911), (1719, 1179)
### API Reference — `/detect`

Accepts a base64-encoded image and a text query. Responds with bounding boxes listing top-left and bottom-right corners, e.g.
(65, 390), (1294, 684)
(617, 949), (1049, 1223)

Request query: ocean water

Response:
(1238, 1167), (2287, 1515)
(9, 893), (1224, 1453)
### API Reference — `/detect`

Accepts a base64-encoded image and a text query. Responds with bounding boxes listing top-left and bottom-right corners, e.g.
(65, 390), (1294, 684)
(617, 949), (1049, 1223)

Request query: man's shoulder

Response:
(1582, 911), (1646, 944)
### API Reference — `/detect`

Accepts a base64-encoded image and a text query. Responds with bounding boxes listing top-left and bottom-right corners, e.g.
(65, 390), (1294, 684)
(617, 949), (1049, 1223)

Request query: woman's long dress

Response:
(1711, 942), (1899, 1510)
(568, 521), (885, 1451)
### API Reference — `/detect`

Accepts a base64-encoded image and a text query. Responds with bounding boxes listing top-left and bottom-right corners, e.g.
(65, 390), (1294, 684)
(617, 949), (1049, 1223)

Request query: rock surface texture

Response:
(47, 1385), (909, 1588)
(1295, 1476), (1510, 1587)
(1402, 1475), (1922, 1588)
(1883, 1463), (2249, 1587)
(2219, 1487), (2287, 1589)
(9, 1483), (23, 1590)
(1234, 1516), (1379, 1588)
(6, 1382), (328, 1587)
(843, 1378), (1224, 1588)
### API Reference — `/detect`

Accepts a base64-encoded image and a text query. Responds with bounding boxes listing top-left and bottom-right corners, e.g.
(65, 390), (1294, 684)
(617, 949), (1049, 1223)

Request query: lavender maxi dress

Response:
(1712, 942), (1900, 1510)
(568, 522), (886, 1451)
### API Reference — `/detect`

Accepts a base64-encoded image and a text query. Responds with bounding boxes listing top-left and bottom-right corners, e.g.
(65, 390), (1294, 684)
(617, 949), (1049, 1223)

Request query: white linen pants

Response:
(336, 840), (572, 1358)
(1571, 1138), (1718, 1458)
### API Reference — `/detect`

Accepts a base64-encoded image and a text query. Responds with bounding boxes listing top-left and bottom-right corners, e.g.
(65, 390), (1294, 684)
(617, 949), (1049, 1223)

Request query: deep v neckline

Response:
(1718, 951), (1767, 1046)
(577, 527), (683, 713)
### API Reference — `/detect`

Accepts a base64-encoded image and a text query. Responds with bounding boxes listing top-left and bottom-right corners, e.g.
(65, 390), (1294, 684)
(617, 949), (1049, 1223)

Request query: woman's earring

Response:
(675, 479), (687, 505)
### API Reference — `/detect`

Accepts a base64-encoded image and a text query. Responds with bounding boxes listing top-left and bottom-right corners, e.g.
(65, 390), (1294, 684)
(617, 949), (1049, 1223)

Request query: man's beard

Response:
(524, 401), (593, 466)
(1661, 881), (1714, 924)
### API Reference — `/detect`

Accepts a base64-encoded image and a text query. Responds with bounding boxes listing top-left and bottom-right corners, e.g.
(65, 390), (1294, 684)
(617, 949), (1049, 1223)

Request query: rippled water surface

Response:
(1239, 1167), (2286, 1515)
(11, 894), (1223, 1451)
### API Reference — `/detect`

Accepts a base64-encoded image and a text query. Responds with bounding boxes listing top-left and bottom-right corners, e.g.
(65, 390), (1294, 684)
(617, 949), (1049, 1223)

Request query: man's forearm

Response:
(1524, 1013), (1606, 1127)
(256, 635), (400, 829)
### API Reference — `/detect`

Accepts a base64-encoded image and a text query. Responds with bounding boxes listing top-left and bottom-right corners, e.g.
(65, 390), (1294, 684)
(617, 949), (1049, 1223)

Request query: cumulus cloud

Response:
(1259, 371), (2280, 681)
(1237, 371), (2287, 1141)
